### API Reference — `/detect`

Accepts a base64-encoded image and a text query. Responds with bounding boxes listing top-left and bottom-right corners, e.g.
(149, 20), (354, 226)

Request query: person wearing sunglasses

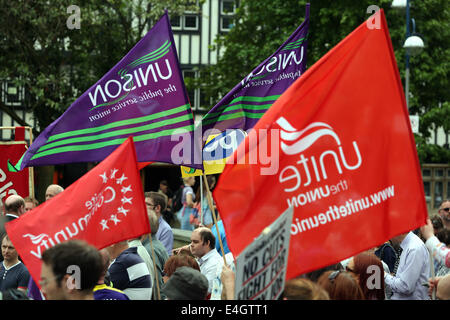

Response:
(437, 200), (450, 230)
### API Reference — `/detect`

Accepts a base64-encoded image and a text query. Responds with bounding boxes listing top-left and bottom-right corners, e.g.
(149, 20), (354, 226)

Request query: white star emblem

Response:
(110, 168), (118, 179)
(121, 196), (133, 205)
(117, 206), (129, 216)
(121, 185), (132, 194)
(110, 214), (121, 225)
(100, 219), (109, 230)
(116, 174), (128, 185)
(100, 172), (108, 183)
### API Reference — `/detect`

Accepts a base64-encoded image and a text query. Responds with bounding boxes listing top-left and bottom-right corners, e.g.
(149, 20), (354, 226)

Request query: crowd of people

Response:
(0, 177), (449, 301)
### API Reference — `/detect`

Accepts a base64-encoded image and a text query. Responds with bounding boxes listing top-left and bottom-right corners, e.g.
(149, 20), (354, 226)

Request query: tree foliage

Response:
(0, 0), (201, 133)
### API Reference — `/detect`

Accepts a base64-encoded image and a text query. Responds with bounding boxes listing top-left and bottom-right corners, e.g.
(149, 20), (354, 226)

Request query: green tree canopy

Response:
(0, 0), (201, 132)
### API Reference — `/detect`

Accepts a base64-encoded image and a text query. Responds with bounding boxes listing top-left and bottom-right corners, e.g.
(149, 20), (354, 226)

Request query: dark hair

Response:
(145, 191), (167, 212)
(352, 252), (385, 300)
(41, 240), (103, 292)
(163, 254), (200, 277)
(431, 215), (444, 231)
(436, 228), (450, 246)
(1, 233), (10, 245)
(301, 262), (343, 282)
(5, 198), (25, 213)
(317, 270), (365, 300)
(197, 228), (215, 250)
(282, 278), (330, 300)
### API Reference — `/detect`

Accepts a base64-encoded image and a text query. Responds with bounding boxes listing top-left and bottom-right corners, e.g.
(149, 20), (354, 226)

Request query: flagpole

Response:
(202, 174), (227, 264)
(27, 126), (35, 199)
(148, 234), (161, 300)
(200, 175), (204, 225)
(429, 252), (436, 300)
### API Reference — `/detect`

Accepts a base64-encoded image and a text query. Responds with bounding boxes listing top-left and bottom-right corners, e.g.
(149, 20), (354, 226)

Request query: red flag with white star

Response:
(6, 137), (149, 289)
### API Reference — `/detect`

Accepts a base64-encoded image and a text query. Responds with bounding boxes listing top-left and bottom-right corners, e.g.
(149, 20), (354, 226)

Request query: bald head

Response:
(437, 275), (450, 300)
(45, 184), (64, 201)
(5, 195), (25, 216)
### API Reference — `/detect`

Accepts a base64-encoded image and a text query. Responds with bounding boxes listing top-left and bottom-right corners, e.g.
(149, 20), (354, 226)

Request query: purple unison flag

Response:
(200, 4), (310, 139)
(9, 12), (202, 171)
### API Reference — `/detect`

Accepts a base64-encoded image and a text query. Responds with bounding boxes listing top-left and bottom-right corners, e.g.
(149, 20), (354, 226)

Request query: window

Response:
(170, 16), (182, 30)
(170, 14), (199, 31)
(220, 0), (236, 32)
(422, 164), (450, 213)
(221, 16), (235, 31)
(184, 15), (198, 30)
(221, 0), (236, 14)
(3, 81), (23, 106)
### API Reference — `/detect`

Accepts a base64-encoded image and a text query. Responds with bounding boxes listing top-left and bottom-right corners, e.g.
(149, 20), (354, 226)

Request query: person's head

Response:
(98, 249), (111, 284)
(1, 234), (19, 264)
(40, 240), (103, 300)
(5, 195), (25, 216)
(148, 208), (159, 236)
(45, 184), (64, 201)
(24, 197), (39, 212)
(317, 270), (365, 300)
(190, 227), (215, 258)
(431, 214), (445, 234)
(436, 228), (450, 246)
(145, 191), (167, 216)
(163, 254), (200, 282)
(104, 241), (129, 260)
(282, 278), (330, 300)
(436, 274), (450, 300)
(301, 262), (343, 282)
(202, 175), (216, 191)
(159, 180), (169, 193)
(182, 176), (195, 187)
(438, 200), (450, 225)
(161, 266), (208, 300)
(347, 252), (385, 300)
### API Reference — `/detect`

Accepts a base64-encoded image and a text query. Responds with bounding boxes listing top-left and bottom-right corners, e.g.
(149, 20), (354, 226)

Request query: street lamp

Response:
(391, 0), (425, 109)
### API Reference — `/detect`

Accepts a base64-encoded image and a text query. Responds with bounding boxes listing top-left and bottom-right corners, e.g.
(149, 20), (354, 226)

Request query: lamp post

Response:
(391, 0), (424, 110)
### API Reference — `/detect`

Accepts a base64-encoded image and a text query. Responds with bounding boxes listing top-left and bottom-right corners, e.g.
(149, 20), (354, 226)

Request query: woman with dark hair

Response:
(347, 252), (385, 300)
(317, 270), (365, 300)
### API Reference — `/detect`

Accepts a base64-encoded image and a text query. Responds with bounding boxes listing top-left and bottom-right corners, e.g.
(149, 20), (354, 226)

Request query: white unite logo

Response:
(276, 117), (362, 193)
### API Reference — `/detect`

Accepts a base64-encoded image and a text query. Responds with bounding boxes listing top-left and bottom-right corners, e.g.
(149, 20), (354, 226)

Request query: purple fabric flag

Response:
(200, 4), (310, 139)
(9, 12), (202, 171)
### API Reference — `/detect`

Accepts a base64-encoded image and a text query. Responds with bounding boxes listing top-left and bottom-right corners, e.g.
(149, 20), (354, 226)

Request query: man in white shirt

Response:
(384, 231), (430, 300)
(174, 227), (222, 294)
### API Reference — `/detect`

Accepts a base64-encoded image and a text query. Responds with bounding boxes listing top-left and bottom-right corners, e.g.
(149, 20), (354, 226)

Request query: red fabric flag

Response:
(0, 143), (30, 202)
(213, 10), (427, 279)
(6, 137), (150, 288)
(138, 161), (153, 170)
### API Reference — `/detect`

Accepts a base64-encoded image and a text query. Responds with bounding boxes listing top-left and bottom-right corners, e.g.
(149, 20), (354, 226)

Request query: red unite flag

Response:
(213, 10), (427, 279)
(6, 137), (150, 287)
